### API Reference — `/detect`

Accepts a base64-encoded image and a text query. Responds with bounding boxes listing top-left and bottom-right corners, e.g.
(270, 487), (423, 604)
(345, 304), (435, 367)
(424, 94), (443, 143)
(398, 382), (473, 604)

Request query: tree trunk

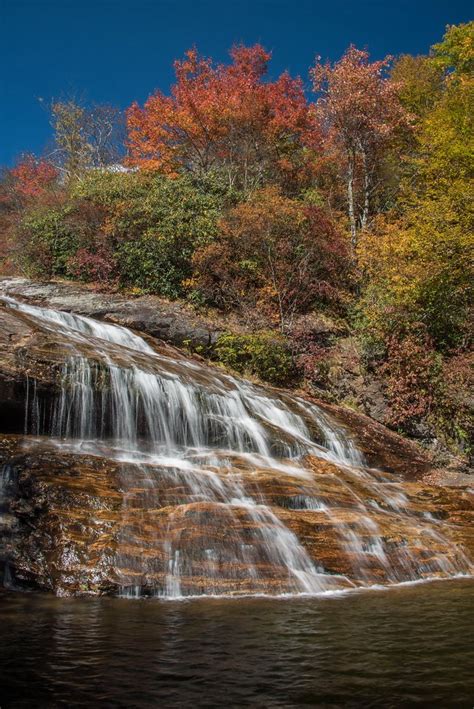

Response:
(347, 151), (357, 254)
(360, 146), (370, 232)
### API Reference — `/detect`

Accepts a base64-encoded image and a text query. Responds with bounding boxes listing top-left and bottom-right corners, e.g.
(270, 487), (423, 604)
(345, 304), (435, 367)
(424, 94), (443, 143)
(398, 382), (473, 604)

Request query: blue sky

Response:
(1, 0), (472, 165)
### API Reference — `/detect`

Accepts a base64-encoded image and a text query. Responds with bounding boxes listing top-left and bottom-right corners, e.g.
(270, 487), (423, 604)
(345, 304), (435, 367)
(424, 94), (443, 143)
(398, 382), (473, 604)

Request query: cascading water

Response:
(2, 295), (472, 597)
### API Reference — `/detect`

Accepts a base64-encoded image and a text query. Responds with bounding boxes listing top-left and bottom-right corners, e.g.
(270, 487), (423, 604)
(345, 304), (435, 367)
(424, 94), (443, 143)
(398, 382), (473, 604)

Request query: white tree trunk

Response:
(347, 151), (357, 253)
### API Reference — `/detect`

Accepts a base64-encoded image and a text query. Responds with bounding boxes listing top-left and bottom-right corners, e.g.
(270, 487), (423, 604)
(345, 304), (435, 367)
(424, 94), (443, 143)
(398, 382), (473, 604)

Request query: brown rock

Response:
(1, 436), (472, 597)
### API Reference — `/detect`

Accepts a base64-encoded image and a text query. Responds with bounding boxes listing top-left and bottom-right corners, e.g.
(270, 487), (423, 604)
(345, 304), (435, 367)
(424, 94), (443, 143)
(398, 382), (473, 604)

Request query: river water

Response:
(1, 579), (473, 707)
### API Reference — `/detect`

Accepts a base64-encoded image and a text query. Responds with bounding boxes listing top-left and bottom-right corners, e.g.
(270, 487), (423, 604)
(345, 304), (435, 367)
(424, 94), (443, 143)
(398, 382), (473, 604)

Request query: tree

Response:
(391, 54), (444, 117)
(311, 46), (411, 251)
(358, 24), (473, 351)
(0, 156), (62, 275)
(127, 45), (319, 193)
(10, 155), (59, 199)
(432, 21), (474, 75)
(47, 98), (125, 179)
(192, 187), (350, 330)
(83, 104), (126, 169)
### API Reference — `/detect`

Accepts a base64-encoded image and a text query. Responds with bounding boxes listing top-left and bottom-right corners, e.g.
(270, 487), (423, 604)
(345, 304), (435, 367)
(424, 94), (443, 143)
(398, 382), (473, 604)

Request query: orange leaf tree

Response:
(10, 155), (59, 199)
(127, 45), (319, 193)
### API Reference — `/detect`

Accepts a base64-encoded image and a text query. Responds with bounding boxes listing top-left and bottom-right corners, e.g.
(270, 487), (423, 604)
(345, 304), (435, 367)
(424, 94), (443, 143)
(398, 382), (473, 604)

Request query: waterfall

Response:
(2, 296), (472, 597)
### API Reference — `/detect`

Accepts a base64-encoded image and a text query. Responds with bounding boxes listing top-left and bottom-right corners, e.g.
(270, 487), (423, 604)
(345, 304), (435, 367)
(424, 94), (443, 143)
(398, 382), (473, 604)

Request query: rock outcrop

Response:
(0, 277), (225, 350)
(0, 293), (455, 481)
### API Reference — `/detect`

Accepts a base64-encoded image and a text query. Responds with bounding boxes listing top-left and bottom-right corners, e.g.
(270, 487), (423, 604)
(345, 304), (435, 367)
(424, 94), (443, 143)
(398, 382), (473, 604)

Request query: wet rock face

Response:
(0, 304), (61, 433)
(1, 436), (473, 597)
(0, 278), (224, 350)
(0, 437), (120, 595)
(314, 400), (436, 480)
(0, 292), (436, 479)
(0, 298), (205, 437)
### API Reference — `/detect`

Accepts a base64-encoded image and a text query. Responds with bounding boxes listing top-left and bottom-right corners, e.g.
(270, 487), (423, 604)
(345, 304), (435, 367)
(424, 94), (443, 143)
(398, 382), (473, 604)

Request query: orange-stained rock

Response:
(1, 435), (472, 597)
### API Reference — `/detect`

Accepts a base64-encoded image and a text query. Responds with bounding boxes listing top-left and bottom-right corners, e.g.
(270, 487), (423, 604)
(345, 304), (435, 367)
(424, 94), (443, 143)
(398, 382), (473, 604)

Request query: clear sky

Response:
(1, 0), (472, 166)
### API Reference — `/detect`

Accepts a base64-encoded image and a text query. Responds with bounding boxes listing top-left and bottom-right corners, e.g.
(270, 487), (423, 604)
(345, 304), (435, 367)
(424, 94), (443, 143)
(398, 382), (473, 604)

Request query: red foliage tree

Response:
(192, 187), (350, 330)
(10, 155), (59, 199)
(0, 156), (60, 275)
(127, 45), (319, 192)
(380, 328), (441, 431)
(67, 245), (118, 286)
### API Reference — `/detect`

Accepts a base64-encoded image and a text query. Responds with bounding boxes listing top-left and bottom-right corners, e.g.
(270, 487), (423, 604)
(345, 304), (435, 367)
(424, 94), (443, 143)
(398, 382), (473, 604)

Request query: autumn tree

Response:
(127, 45), (319, 193)
(311, 46), (411, 251)
(358, 23), (473, 353)
(431, 21), (474, 74)
(0, 155), (63, 274)
(10, 155), (59, 199)
(192, 187), (350, 330)
(391, 54), (444, 117)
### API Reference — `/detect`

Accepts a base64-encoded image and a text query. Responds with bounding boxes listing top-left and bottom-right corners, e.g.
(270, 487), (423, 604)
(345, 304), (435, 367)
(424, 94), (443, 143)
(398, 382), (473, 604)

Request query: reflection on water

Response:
(1, 579), (473, 707)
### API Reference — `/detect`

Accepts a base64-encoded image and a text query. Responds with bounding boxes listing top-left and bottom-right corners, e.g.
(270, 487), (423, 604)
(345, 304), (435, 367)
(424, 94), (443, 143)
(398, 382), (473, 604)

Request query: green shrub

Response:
(70, 170), (146, 206)
(72, 171), (224, 297)
(19, 207), (78, 277)
(214, 332), (297, 386)
(115, 235), (189, 298)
